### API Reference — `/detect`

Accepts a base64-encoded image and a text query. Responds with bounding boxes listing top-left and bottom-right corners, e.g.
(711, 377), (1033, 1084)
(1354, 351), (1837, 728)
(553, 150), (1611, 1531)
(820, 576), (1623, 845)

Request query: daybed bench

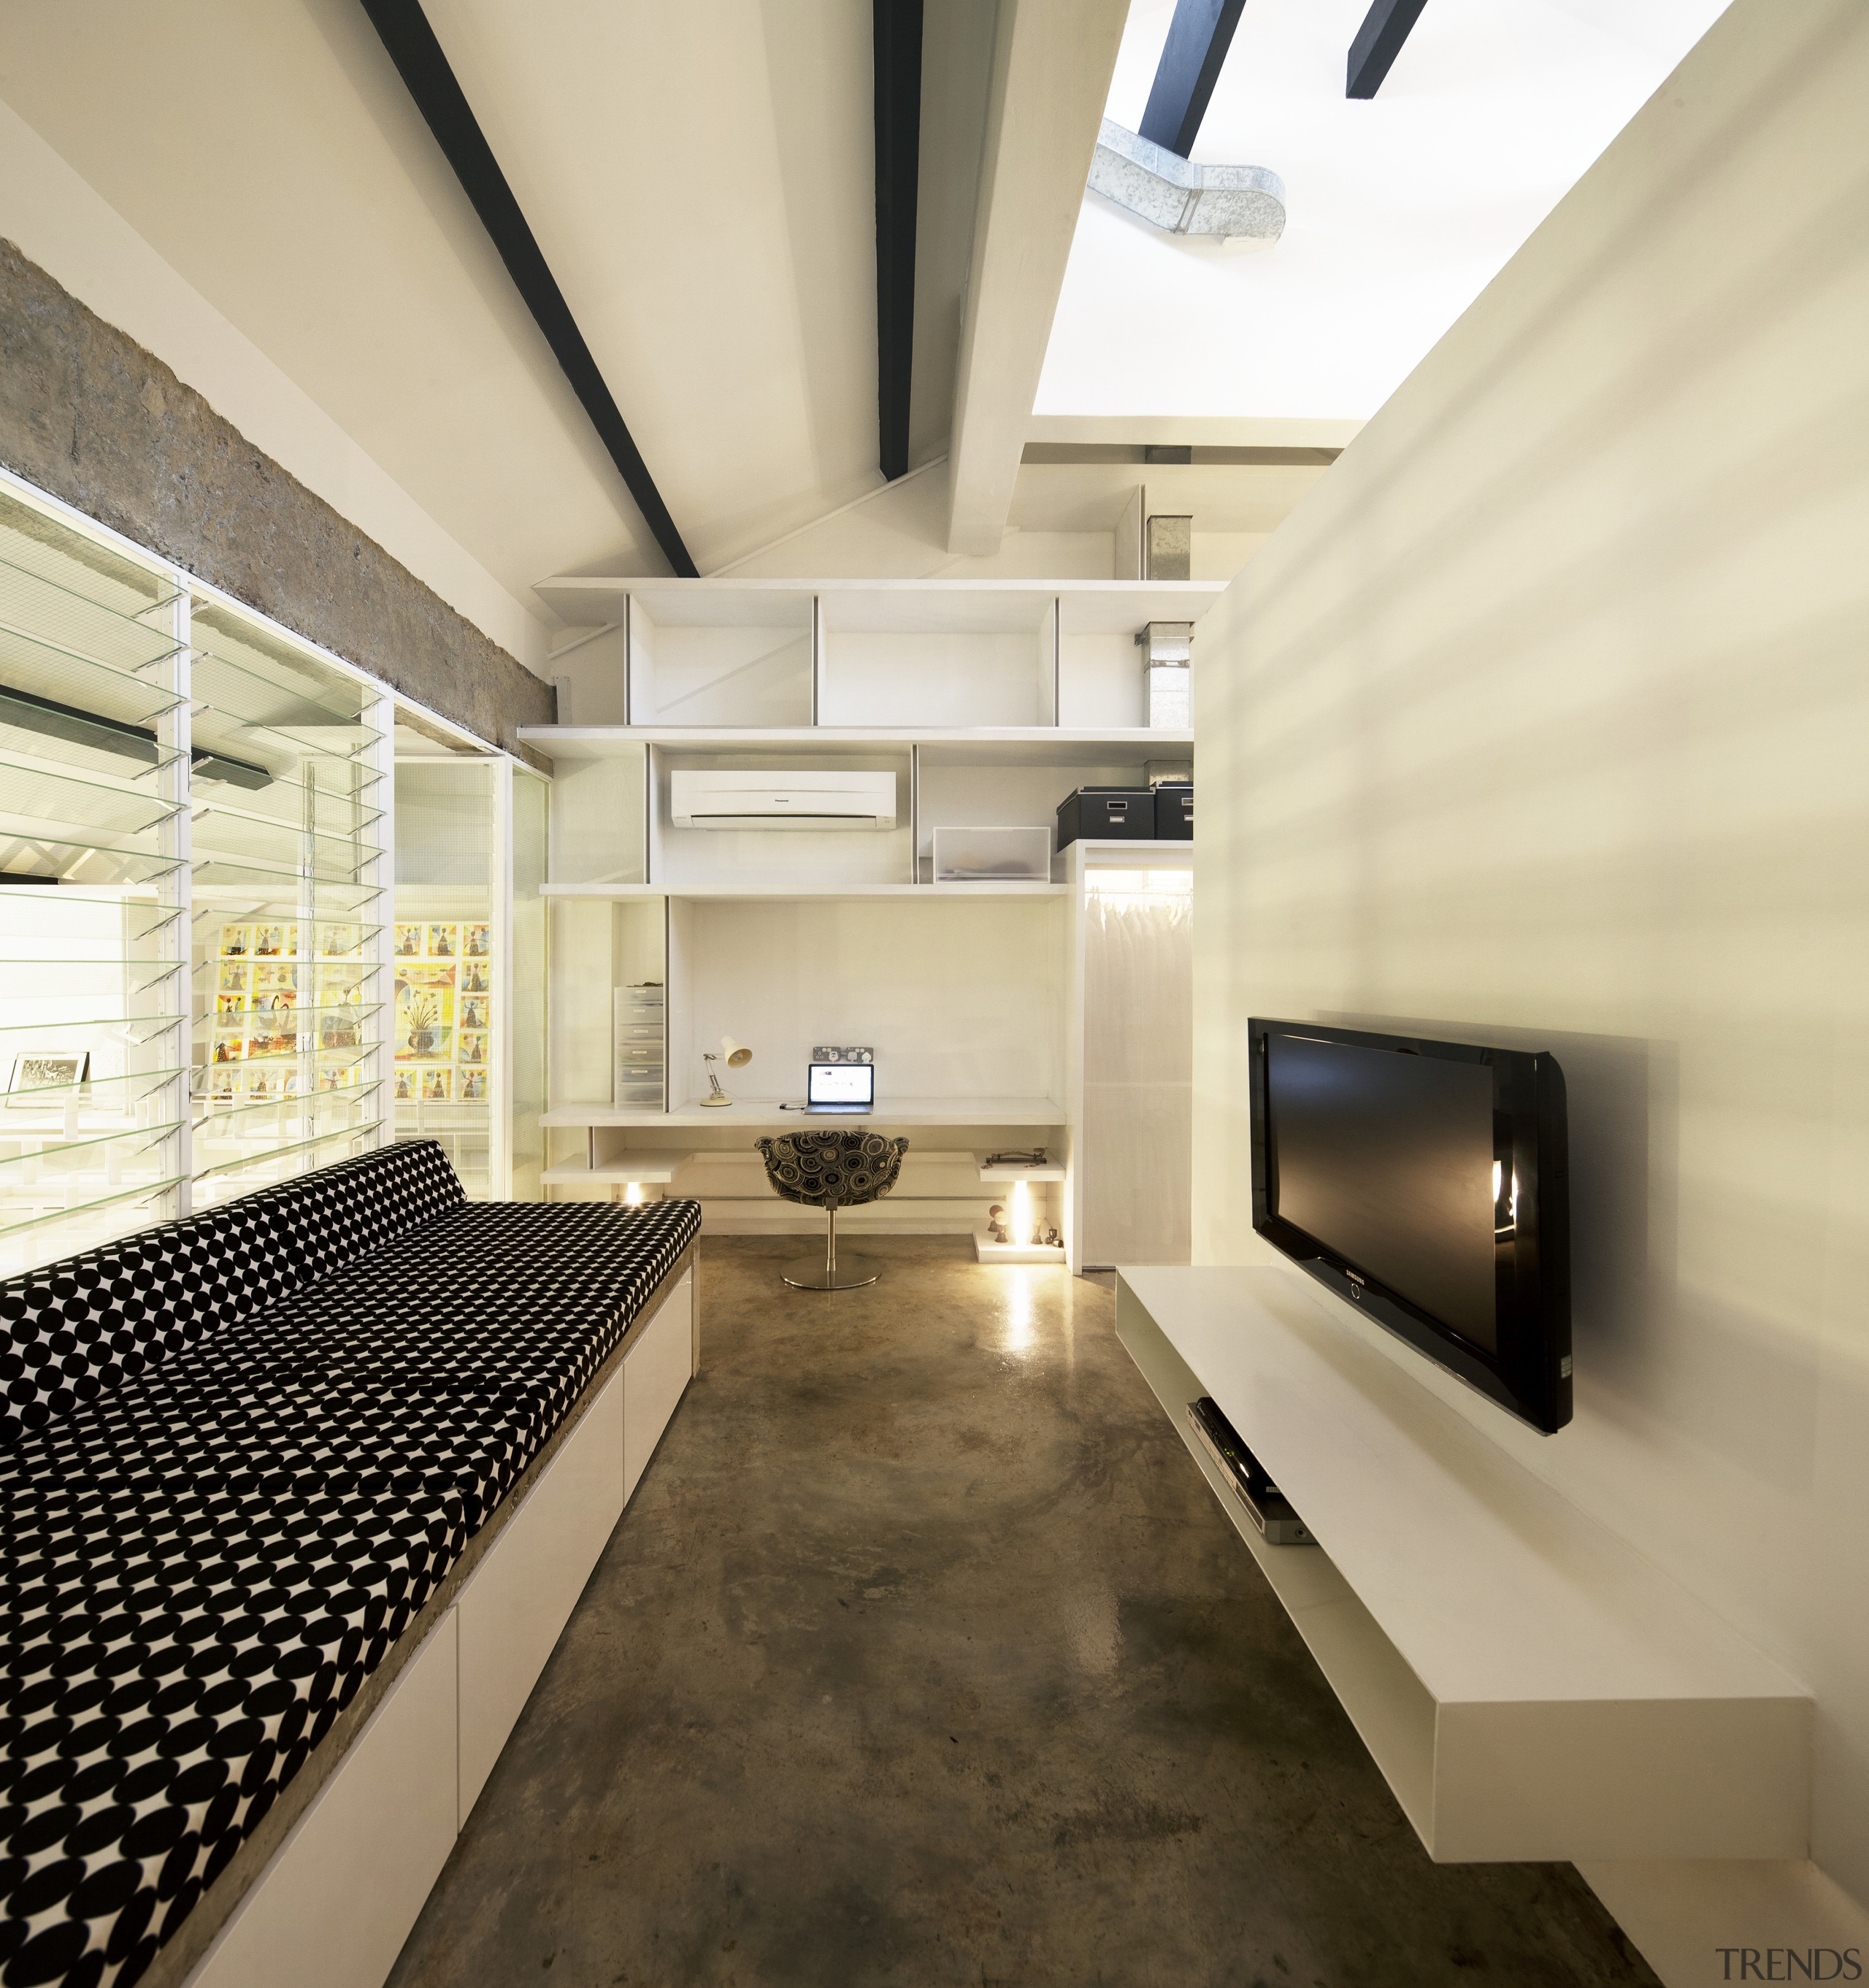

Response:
(1, 1140), (701, 1988)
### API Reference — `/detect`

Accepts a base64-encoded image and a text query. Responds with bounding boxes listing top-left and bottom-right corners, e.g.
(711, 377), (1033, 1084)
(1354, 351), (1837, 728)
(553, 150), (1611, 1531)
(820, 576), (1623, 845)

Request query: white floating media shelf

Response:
(1117, 1265), (1811, 1863)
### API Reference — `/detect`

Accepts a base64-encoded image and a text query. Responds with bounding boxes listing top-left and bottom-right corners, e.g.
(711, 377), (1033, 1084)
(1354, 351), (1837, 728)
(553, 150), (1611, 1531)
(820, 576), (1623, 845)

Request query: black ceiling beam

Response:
(359, 0), (698, 577)
(1139, 0), (1247, 160)
(1347, 0), (1429, 99)
(873, 0), (923, 483)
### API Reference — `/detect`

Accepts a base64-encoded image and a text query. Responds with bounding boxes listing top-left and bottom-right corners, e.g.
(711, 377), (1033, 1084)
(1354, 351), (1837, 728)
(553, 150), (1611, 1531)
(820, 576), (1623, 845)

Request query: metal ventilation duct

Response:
(1088, 120), (1285, 240)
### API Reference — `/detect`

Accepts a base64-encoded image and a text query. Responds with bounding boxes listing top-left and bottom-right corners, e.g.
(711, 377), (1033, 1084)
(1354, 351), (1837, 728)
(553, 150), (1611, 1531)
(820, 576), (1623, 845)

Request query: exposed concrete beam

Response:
(945, 0), (1130, 557)
(0, 238), (553, 762)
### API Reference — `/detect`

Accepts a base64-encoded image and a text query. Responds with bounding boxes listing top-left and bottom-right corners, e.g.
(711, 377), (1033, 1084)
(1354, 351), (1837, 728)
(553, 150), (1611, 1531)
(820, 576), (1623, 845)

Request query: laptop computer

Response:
(802, 1060), (874, 1114)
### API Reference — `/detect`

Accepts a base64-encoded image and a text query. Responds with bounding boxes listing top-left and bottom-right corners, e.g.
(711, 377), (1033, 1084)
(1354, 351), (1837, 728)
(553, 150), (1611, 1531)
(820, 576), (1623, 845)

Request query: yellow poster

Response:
(317, 922), (365, 959)
(394, 963), (455, 1062)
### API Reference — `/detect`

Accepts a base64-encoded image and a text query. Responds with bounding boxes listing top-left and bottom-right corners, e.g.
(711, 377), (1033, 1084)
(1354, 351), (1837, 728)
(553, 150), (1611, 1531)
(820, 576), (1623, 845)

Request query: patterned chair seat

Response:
(754, 1130), (909, 1210)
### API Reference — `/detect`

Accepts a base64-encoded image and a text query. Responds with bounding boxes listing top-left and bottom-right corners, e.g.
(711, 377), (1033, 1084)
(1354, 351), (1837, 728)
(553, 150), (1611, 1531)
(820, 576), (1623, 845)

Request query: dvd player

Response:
(1186, 1397), (1316, 1546)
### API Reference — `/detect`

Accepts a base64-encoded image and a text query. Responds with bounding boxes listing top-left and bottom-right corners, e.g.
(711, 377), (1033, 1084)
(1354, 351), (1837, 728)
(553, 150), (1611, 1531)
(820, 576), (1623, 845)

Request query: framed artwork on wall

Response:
(7, 1051), (91, 1105)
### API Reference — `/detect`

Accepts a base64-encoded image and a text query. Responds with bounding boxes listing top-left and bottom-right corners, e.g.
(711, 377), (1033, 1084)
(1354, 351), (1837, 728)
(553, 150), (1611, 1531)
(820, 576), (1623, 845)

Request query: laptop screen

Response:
(808, 1061), (874, 1105)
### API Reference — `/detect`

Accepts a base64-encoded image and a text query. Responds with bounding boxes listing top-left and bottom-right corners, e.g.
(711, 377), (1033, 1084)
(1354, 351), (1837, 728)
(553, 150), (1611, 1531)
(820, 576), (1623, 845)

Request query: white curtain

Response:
(1082, 878), (1192, 1264)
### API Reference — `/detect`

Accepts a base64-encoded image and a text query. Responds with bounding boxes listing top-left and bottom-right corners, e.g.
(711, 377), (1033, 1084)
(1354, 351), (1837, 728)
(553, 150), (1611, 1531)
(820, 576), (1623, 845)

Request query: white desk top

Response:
(1121, 1265), (1803, 1711)
(542, 1096), (1067, 1129)
(539, 1162), (680, 1185)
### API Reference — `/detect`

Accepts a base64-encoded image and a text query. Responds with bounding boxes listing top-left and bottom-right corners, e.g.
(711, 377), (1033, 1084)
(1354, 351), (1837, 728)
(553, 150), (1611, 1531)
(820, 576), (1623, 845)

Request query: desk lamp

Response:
(701, 1035), (751, 1107)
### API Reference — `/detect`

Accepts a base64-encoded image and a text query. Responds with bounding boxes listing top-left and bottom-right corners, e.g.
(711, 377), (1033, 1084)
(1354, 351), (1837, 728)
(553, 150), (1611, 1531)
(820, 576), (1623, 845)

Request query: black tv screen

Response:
(1249, 1020), (1571, 1432)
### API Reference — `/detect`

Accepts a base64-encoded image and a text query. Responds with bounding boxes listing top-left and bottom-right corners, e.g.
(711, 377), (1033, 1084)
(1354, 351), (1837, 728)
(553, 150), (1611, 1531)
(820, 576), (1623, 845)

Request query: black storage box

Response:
(1056, 787), (1156, 850)
(1154, 784), (1193, 839)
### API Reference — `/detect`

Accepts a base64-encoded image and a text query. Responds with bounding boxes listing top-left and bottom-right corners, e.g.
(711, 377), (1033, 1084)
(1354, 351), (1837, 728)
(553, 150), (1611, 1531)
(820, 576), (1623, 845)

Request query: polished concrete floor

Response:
(388, 1239), (1658, 1988)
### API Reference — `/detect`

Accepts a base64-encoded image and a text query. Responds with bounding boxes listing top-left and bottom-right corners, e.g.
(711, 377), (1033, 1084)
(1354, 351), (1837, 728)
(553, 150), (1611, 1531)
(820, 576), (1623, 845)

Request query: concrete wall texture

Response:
(0, 237), (551, 756)
(1189, 0), (1869, 1960)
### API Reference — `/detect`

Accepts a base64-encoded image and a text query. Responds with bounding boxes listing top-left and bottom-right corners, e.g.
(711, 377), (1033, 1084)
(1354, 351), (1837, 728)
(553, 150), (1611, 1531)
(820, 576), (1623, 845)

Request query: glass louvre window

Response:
(510, 765), (548, 1202)
(187, 596), (387, 1204)
(393, 753), (498, 1197)
(0, 488), (189, 1275)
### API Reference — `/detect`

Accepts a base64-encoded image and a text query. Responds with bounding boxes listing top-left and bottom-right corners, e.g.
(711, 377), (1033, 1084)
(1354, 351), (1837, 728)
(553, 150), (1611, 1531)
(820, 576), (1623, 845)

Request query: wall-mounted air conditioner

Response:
(669, 769), (897, 832)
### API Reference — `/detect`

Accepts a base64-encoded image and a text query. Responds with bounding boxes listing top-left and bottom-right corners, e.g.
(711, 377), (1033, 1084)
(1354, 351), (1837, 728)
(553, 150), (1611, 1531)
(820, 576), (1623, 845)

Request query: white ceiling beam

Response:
(1029, 414), (1368, 449)
(945, 0), (1130, 556)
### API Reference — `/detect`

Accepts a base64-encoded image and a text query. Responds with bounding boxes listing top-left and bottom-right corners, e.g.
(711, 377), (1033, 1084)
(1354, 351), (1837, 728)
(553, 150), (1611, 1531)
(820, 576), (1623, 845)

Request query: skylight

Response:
(1037, 0), (1732, 426)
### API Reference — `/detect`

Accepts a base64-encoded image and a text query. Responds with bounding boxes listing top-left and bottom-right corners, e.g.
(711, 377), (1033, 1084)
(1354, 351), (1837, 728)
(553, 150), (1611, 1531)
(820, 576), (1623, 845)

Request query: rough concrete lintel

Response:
(0, 237), (552, 771)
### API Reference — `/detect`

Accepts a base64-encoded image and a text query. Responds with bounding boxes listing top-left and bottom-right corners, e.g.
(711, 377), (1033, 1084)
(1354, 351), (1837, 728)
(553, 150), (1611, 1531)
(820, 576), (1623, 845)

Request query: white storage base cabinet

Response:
(175, 1255), (699, 1988)
(1116, 1267), (1811, 1865)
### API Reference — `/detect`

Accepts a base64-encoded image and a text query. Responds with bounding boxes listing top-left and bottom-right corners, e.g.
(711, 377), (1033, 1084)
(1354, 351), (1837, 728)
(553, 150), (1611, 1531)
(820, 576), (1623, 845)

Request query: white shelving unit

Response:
(527, 578), (1216, 1258)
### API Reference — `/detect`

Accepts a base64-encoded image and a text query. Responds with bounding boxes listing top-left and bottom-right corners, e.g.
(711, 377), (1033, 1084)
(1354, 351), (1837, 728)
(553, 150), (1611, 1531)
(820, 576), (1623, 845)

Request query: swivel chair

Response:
(756, 1129), (909, 1289)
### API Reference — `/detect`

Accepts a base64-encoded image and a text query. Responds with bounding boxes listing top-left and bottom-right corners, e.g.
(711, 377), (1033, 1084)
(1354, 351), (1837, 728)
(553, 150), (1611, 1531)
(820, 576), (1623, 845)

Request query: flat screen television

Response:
(1248, 1019), (1572, 1432)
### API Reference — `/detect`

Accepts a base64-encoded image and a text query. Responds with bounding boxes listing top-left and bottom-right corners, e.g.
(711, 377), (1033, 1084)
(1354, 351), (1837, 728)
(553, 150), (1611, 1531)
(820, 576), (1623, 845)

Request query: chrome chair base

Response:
(756, 1137), (910, 1293)
(781, 1252), (880, 1291)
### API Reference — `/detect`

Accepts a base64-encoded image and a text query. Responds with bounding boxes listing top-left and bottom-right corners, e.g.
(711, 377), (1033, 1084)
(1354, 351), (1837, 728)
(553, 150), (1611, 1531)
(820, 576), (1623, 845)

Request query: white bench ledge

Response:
(1116, 1265), (1811, 1864)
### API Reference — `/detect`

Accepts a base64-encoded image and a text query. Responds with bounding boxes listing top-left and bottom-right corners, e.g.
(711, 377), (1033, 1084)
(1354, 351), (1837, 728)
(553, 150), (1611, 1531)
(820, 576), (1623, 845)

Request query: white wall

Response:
(684, 897), (1067, 1108)
(1191, 0), (1869, 1940)
(713, 460), (1121, 582)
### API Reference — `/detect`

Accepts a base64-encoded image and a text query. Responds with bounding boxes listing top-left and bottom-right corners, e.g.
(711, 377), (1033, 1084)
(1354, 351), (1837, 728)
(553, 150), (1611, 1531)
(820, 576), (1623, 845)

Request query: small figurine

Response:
(986, 1203), (1010, 1243)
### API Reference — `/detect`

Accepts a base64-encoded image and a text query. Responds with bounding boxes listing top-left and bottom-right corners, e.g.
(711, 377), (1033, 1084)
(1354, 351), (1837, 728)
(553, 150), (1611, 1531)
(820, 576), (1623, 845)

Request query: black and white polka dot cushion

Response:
(250, 1138), (464, 1284)
(0, 1194), (699, 1988)
(0, 1202), (303, 1452)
